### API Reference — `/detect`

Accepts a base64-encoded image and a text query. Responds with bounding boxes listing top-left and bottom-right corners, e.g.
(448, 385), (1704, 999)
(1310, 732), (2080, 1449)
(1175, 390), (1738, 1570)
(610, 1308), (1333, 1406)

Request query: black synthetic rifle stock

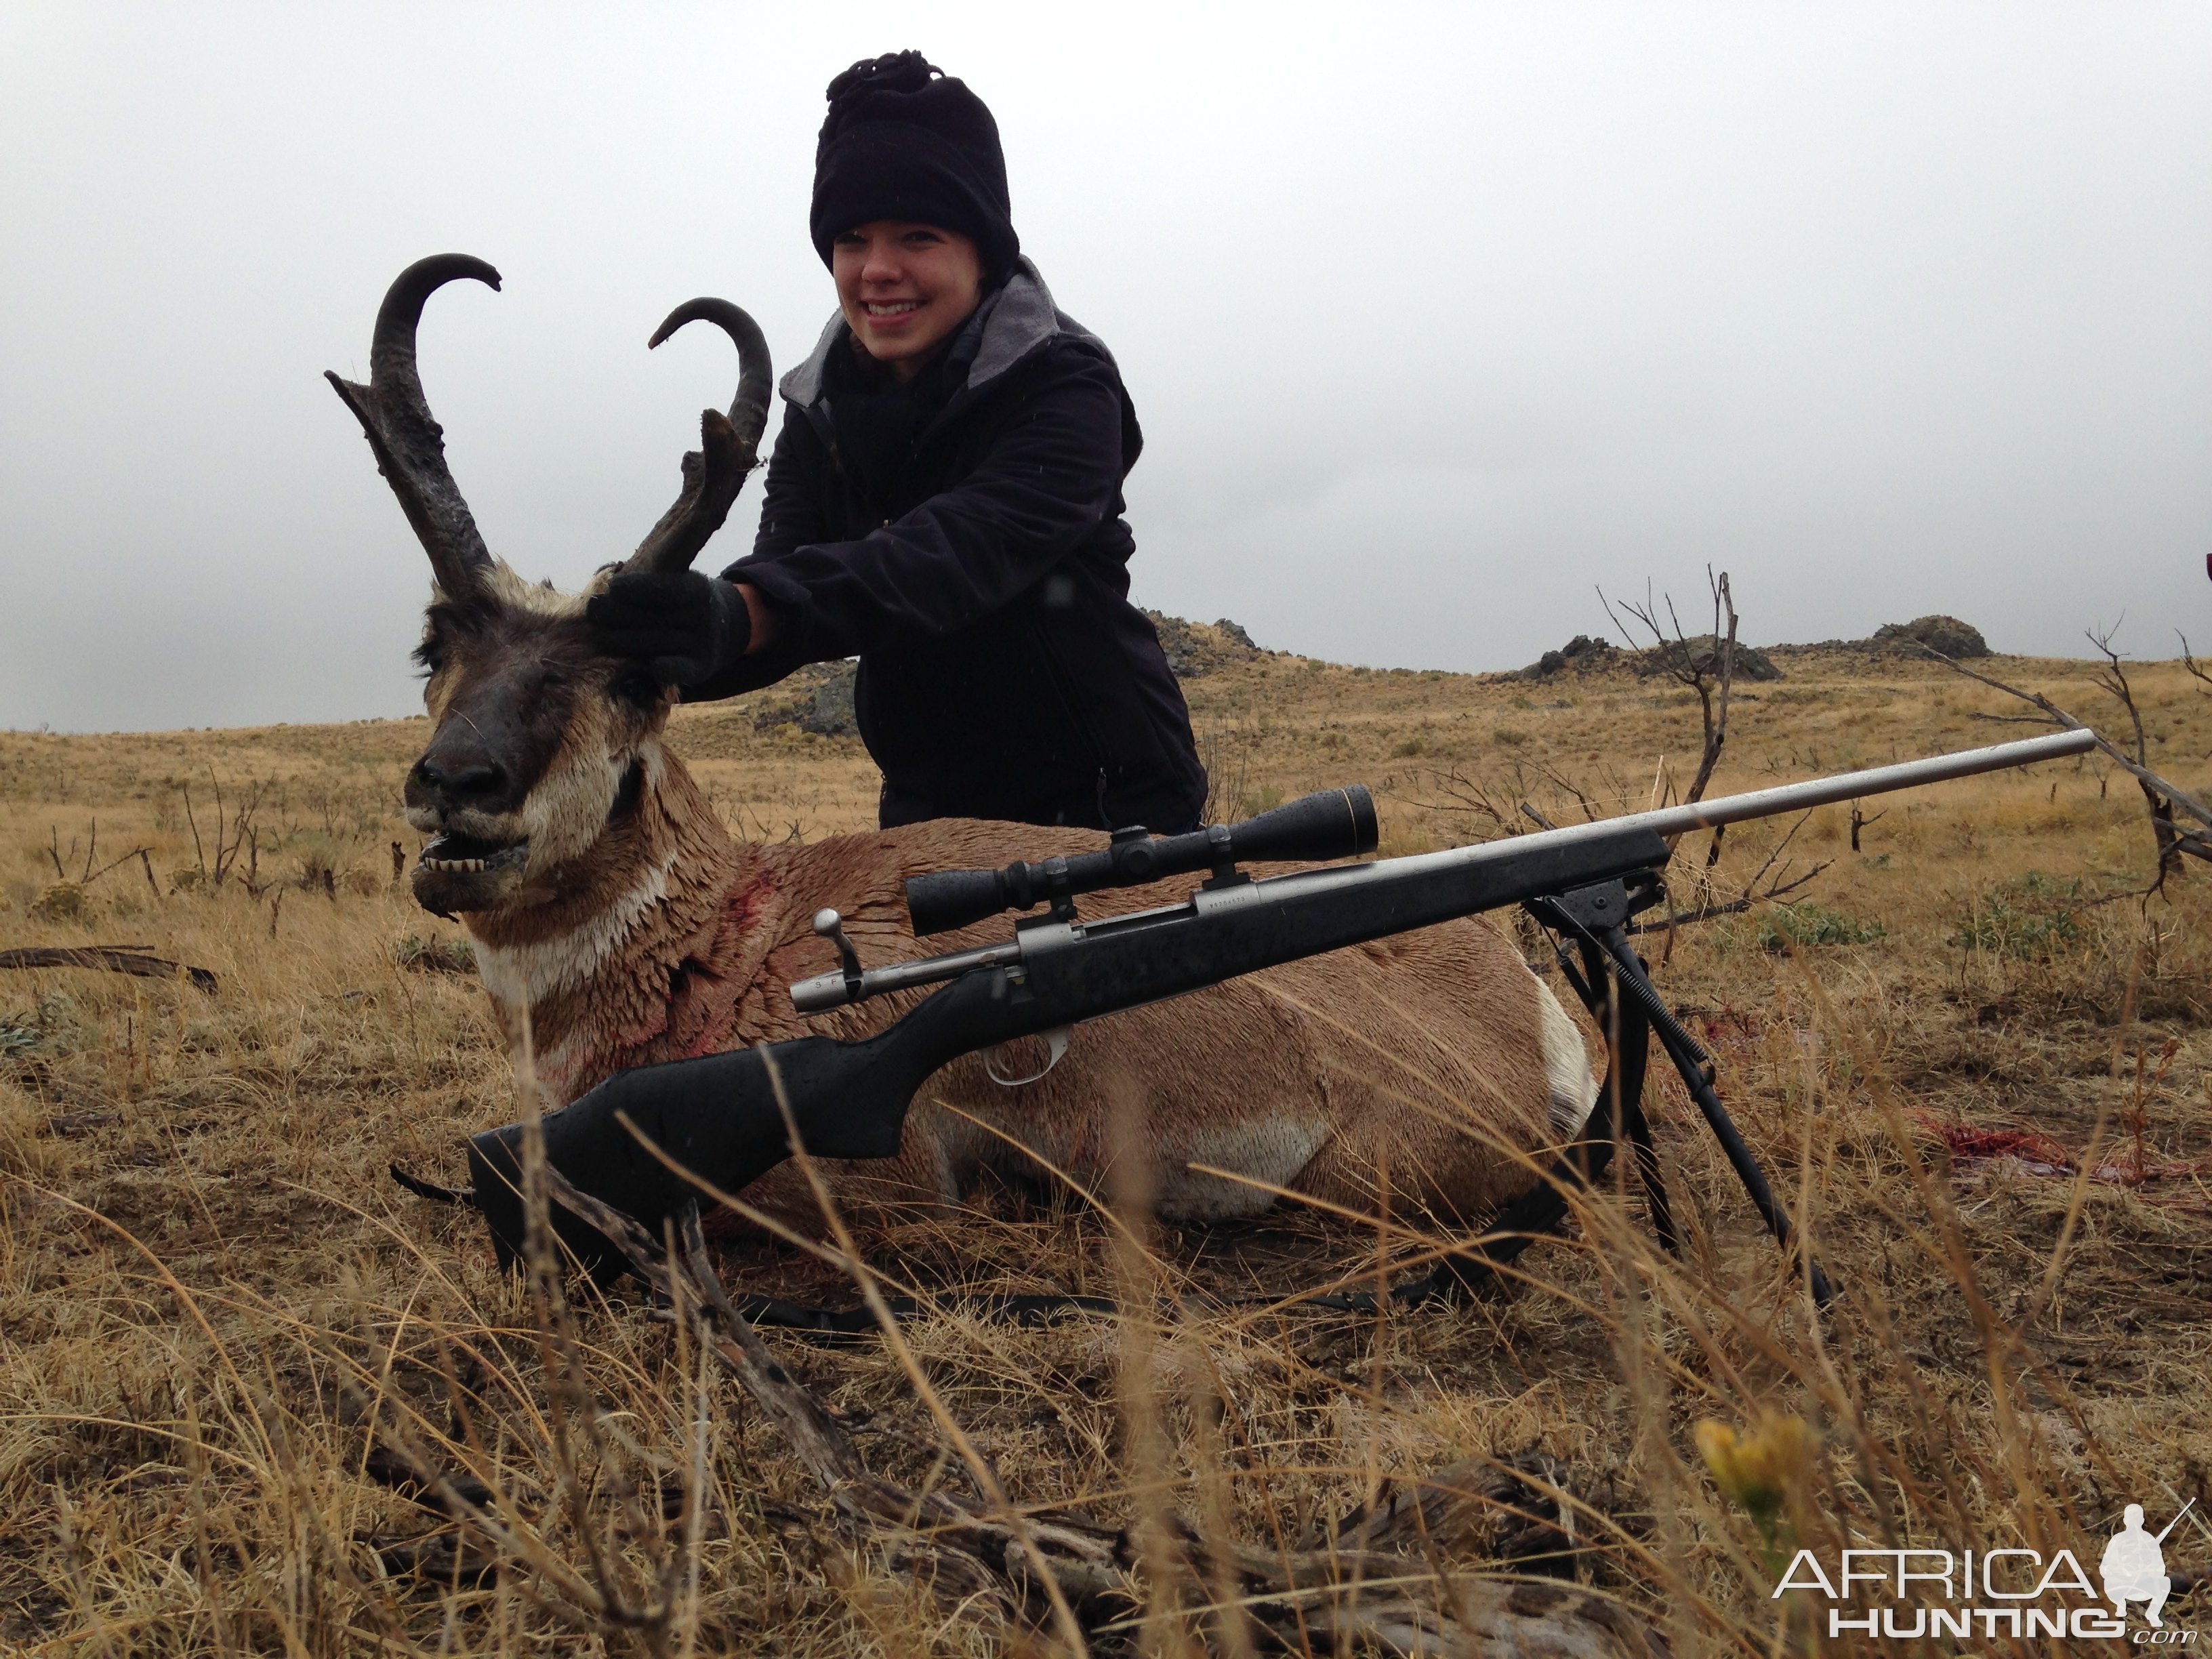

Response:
(464, 729), (2093, 1279)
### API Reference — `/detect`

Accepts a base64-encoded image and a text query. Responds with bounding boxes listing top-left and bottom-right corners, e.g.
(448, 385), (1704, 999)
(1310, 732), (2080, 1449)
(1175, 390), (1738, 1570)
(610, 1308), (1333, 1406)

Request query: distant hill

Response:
(1513, 613), (1992, 682)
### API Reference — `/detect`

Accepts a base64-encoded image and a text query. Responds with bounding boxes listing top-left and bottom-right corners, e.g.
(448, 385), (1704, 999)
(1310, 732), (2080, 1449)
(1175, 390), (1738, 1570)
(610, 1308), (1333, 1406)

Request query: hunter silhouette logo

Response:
(2104, 1500), (2193, 1629)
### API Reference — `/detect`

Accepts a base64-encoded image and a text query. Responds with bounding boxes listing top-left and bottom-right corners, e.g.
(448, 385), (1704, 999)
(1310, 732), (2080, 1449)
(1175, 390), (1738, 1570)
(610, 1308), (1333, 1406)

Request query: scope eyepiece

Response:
(903, 784), (1378, 935)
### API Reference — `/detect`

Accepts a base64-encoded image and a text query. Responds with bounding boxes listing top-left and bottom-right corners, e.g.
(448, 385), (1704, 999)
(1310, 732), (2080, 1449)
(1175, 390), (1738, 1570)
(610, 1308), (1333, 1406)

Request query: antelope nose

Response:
(411, 756), (509, 807)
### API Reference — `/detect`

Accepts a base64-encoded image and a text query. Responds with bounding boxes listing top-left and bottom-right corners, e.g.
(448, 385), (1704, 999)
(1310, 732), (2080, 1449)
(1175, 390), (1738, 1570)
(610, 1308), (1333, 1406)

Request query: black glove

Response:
(584, 571), (752, 693)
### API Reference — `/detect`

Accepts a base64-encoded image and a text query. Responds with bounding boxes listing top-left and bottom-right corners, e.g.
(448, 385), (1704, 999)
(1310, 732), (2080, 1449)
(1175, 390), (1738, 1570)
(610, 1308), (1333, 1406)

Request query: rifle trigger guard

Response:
(984, 1025), (1071, 1087)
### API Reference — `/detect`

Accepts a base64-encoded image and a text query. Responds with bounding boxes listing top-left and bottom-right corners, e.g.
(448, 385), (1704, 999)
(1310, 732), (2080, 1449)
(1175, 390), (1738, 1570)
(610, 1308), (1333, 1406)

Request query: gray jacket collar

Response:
(778, 258), (1097, 410)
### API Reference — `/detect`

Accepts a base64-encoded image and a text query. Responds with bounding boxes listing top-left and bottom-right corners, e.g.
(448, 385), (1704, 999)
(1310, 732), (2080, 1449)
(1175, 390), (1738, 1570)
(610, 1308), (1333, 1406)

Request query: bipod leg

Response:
(1530, 883), (1677, 1257)
(1571, 926), (1678, 1257)
(1585, 928), (1832, 1307)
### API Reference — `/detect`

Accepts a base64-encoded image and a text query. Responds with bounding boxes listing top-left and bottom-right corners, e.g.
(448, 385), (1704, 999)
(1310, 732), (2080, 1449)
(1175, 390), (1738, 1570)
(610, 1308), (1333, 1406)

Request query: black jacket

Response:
(716, 261), (1207, 832)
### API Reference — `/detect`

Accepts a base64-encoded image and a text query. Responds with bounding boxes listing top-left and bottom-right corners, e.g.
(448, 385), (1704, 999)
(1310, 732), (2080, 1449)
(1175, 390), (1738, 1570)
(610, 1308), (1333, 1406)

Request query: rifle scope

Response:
(905, 784), (1378, 936)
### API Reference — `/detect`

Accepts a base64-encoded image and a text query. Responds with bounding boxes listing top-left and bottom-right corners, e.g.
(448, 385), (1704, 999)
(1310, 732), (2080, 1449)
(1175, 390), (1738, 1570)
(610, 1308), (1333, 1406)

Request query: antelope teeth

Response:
(417, 838), (527, 875)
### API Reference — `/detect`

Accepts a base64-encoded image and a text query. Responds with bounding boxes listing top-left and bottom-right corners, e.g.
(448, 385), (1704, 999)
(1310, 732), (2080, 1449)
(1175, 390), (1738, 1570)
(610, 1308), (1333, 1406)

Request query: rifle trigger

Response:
(984, 1025), (1072, 1087)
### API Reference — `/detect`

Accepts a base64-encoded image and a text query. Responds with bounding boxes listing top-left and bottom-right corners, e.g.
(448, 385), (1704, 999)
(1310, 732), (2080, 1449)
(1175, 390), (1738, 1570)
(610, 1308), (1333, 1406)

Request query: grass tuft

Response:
(1756, 901), (1885, 951)
(1951, 869), (2087, 955)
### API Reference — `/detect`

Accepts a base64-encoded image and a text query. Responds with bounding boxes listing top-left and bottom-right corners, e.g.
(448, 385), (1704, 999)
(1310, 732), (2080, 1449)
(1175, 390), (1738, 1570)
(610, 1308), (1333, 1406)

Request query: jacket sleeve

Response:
(722, 344), (1129, 659)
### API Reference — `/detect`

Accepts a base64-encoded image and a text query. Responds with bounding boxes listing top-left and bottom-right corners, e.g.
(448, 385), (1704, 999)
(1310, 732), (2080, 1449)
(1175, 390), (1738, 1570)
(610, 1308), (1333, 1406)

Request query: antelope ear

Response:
(327, 255), (503, 600)
(622, 300), (773, 575)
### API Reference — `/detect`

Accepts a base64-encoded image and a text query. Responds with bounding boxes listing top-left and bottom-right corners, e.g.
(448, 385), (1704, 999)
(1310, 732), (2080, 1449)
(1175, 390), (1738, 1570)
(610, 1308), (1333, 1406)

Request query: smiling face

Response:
(832, 220), (984, 380)
(403, 567), (669, 916)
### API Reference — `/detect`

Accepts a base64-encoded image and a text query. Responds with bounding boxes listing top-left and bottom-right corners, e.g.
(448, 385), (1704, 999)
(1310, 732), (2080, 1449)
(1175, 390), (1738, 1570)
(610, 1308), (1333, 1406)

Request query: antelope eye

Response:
(611, 668), (661, 709)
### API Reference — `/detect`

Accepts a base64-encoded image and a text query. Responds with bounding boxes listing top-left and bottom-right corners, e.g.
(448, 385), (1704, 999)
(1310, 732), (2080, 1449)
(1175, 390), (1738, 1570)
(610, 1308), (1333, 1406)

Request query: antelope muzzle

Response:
(404, 687), (544, 914)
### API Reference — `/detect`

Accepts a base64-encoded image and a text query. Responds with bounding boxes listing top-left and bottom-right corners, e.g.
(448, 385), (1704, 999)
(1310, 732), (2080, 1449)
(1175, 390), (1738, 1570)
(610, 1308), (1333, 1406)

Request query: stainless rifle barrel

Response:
(1534, 728), (2095, 848)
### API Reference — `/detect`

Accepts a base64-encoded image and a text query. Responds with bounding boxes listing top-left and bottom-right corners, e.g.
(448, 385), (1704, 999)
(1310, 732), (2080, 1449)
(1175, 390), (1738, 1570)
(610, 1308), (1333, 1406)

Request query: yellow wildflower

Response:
(1694, 1412), (1816, 1528)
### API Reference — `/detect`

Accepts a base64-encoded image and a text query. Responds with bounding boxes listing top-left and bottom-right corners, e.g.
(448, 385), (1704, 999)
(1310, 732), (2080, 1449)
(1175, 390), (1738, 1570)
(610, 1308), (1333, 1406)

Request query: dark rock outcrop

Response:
(752, 660), (858, 737)
(1214, 618), (1258, 650)
(1519, 634), (1619, 680)
(1870, 615), (1990, 659)
(1145, 613), (1265, 680)
(1631, 634), (1782, 682)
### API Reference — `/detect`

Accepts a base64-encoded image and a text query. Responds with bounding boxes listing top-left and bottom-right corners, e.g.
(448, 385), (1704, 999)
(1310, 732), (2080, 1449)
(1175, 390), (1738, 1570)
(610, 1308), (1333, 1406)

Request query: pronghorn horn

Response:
(325, 254), (502, 601)
(623, 298), (773, 575)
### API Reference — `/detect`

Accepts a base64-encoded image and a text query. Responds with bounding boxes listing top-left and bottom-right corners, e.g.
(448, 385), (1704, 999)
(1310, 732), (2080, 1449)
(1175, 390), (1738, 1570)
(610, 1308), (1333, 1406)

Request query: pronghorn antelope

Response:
(331, 255), (1604, 1235)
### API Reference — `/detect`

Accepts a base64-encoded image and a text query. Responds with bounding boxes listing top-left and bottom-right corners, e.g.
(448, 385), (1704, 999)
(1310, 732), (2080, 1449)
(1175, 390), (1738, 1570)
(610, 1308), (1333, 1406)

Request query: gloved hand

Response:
(584, 571), (752, 692)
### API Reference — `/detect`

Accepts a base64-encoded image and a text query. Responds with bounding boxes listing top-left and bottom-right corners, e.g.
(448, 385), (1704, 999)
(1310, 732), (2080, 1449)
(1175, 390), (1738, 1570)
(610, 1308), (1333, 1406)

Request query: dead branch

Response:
(2089, 625), (2186, 884)
(1406, 773), (1519, 838)
(1928, 642), (2212, 825)
(83, 846), (152, 889)
(180, 773), (272, 893)
(0, 947), (217, 992)
(180, 783), (207, 878)
(1531, 757), (1610, 825)
(1600, 567), (1737, 815)
(1626, 811), (1830, 934)
(1744, 809), (1815, 893)
(1404, 716), (1828, 939)
(1626, 865), (1829, 933)
(1922, 642), (2212, 888)
(1398, 756), (1639, 842)
(2181, 631), (2212, 696)
(41, 824), (149, 894)
(1848, 802), (1886, 853)
(1601, 569), (1740, 897)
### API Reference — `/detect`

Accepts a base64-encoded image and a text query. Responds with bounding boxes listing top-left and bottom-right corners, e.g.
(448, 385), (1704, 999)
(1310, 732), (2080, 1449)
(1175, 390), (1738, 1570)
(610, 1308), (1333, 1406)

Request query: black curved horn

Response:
(325, 253), (502, 600)
(625, 298), (774, 574)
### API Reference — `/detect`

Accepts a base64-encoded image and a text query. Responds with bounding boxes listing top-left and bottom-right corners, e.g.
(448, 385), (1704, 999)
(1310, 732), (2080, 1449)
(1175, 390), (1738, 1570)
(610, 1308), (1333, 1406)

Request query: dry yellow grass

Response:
(2, 642), (2208, 1654)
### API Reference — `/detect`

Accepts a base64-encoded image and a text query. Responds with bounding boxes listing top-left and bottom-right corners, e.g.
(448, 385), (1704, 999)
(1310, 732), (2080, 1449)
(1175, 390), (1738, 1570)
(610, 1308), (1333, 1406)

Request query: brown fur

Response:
(409, 568), (1604, 1233)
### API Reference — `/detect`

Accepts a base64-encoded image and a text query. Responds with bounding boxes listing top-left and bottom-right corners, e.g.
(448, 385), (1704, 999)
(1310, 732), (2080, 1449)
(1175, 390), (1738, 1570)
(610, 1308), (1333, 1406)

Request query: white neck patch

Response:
(472, 848), (678, 1017)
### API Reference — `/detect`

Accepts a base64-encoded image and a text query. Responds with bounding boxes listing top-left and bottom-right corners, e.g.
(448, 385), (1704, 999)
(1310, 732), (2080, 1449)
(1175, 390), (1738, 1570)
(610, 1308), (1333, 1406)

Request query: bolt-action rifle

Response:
(455, 728), (2093, 1305)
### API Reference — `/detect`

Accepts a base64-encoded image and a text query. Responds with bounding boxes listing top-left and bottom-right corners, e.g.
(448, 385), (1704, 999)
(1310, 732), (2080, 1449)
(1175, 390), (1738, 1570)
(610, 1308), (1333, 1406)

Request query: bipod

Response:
(1327, 871), (1831, 1313)
(1528, 873), (1832, 1307)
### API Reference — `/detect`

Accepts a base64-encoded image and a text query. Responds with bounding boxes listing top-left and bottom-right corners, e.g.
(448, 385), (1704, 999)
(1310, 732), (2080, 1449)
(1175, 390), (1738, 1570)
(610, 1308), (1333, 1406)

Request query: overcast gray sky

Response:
(3, 3), (2207, 732)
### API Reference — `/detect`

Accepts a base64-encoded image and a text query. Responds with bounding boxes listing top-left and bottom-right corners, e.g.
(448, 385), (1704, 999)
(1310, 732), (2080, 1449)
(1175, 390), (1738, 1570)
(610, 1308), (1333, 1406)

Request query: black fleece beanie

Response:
(810, 52), (1020, 281)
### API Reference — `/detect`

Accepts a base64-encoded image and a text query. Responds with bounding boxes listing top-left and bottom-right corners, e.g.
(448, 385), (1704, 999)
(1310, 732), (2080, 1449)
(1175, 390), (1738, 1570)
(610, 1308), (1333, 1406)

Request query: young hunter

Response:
(587, 50), (1208, 833)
